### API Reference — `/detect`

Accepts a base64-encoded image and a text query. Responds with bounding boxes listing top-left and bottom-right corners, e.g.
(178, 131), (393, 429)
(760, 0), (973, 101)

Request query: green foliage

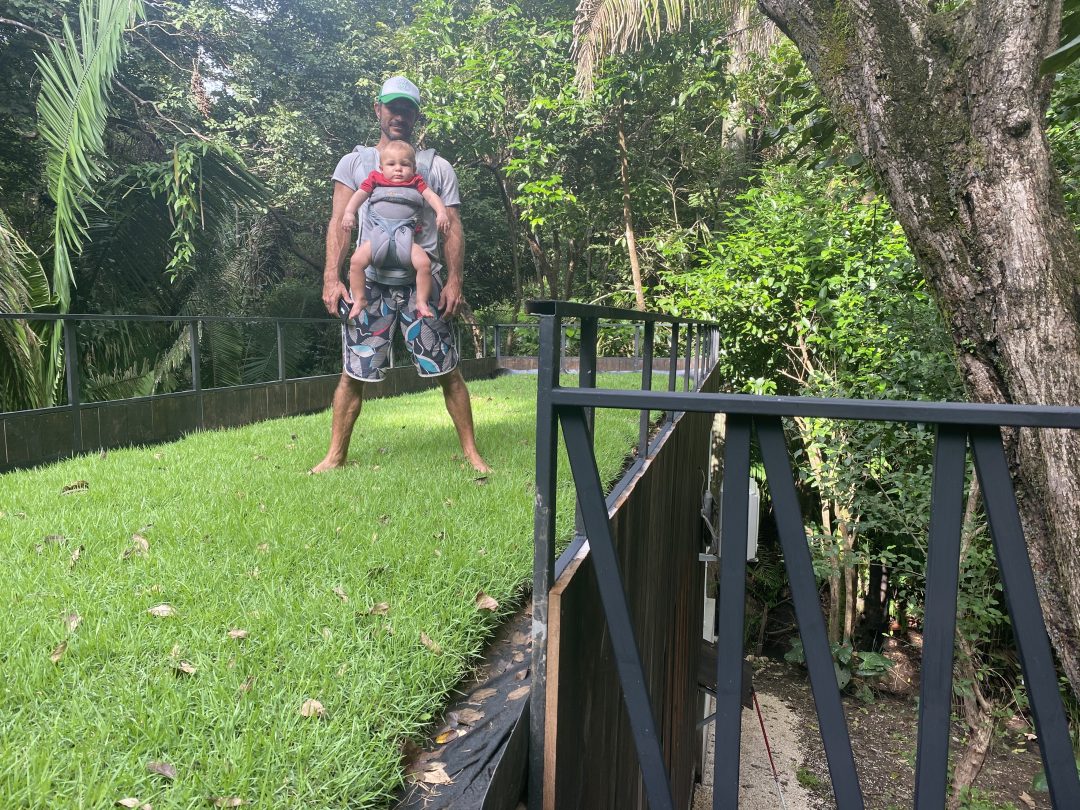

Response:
(785, 637), (894, 694)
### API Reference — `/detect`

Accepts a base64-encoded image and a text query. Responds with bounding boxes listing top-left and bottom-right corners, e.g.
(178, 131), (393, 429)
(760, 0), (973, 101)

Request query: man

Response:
(311, 76), (489, 474)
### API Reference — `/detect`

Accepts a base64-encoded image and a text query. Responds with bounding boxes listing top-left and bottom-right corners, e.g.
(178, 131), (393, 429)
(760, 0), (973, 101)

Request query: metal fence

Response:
(528, 300), (1080, 809)
(0, 311), (501, 470)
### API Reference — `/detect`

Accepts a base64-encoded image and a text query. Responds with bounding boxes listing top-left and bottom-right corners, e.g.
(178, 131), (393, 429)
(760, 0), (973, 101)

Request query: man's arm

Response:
(421, 187), (450, 235)
(341, 188), (371, 230)
(323, 181), (356, 314)
(439, 205), (464, 317)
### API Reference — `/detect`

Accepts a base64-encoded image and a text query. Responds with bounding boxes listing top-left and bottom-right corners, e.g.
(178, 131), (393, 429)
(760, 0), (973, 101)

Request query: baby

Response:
(340, 140), (450, 319)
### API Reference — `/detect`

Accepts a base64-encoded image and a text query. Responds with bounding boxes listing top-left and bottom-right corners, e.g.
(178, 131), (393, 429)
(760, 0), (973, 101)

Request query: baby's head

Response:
(379, 141), (417, 182)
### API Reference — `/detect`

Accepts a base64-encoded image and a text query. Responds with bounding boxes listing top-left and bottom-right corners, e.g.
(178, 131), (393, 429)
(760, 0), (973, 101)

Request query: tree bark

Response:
(759, 0), (1080, 694)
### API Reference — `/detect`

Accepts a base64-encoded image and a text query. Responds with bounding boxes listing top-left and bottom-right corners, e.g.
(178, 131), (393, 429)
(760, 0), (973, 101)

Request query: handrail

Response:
(526, 298), (720, 327)
(0, 311), (334, 325)
(529, 301), (1080, 810)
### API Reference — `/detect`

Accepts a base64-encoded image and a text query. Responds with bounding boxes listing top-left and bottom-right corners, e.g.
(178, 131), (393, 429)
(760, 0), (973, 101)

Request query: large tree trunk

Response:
(758, 0), (1080, 693)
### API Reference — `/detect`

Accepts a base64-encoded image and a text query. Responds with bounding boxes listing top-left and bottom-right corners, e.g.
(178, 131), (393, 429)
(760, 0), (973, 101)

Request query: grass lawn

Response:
(0, 373), (646, 809)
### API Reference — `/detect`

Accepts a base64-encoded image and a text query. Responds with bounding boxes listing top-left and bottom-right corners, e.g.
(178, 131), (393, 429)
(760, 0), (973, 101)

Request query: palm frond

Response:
(35, 0), (144, 310)
(572, 0), (750, 93)
(0, 205), (54, 411)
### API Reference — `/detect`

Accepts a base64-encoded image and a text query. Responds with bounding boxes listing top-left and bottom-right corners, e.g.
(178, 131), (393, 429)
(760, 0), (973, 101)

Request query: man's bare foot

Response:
(308, 457), (346, 474)
(465, 451), (491, 473)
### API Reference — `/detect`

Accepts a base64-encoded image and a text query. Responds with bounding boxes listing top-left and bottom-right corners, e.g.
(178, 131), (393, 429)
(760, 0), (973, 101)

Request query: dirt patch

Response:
(749, 658), (1049, 809)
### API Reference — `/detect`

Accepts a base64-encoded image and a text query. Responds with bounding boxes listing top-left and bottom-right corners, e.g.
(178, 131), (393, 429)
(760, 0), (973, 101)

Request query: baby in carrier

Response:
(341, 140), (450, 319)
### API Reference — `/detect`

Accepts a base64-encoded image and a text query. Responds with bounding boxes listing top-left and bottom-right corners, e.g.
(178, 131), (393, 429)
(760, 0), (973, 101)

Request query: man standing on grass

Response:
(311, 76), (489, 474)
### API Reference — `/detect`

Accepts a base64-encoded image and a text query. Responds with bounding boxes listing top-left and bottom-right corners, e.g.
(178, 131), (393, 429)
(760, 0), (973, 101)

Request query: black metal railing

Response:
(528, 300), (1080, 810)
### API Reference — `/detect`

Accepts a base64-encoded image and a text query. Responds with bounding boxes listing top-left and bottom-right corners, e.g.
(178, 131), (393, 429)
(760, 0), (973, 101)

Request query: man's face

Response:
(376, 99), (419, 142)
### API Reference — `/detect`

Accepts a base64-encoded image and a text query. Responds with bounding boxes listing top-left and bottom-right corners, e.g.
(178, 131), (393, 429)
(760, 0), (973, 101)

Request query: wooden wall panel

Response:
(545, 370), (719, 810)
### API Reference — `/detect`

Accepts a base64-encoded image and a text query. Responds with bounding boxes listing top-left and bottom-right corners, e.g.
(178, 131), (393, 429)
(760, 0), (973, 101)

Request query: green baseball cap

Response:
(379, 76), (421, 110)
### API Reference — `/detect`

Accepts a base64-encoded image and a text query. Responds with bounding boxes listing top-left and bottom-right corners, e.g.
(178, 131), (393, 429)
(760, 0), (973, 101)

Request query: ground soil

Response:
(740, 657), (1050, 809)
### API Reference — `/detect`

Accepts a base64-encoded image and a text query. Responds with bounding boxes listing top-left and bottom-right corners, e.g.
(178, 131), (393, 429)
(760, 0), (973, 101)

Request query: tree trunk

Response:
(760, 0), (1080, 694)
(482, 162), (525, 313)
(618, 101), (646, 311)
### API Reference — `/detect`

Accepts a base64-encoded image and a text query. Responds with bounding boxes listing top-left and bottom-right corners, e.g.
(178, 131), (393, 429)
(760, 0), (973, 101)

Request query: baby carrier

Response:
(354, 146), (438, 286)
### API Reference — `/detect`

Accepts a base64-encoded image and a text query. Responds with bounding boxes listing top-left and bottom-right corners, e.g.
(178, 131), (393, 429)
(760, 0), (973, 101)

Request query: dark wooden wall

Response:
(1, 358), (499, 472)
(543, 369), (719, 810)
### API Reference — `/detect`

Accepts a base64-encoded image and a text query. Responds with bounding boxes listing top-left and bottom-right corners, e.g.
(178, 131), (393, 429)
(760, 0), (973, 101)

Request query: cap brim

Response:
(379, 92), (420, 109)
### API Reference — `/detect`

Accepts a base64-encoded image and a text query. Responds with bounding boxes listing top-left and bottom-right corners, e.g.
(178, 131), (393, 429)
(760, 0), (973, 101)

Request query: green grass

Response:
(0, 373), (645, 808)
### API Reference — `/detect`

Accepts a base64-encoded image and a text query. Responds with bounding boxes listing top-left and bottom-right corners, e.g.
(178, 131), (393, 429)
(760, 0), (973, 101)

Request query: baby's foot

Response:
(416, 301), (435, 319)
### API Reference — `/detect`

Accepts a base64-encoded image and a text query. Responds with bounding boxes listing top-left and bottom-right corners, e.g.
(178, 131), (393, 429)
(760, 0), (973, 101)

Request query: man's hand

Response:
(439, 276), (464, 318)
(322, 277), (349, 316)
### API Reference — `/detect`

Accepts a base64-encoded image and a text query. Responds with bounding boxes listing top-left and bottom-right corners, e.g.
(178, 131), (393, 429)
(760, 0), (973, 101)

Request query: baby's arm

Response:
(341, 188), (371, 231)
(421, 188), (450, 236)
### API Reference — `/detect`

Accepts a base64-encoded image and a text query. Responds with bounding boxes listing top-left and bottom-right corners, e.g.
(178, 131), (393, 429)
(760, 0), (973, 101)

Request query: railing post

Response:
(63, 317), (82, 455)
(530, 313), (562, 810)
(575, 316), (599, 537)
(634, 324), (641, 360)
(667, 321), (680, 424)
(276, 321), (287, 382)
(639, 320), (654, 458)
(683, 321), (693, 392)
(189, 320), (203, 429)
(494, 325), (501, 364)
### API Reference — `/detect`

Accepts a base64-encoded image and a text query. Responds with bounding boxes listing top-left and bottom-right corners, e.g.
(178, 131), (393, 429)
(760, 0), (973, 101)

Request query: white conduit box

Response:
(717, 478), (761, 561)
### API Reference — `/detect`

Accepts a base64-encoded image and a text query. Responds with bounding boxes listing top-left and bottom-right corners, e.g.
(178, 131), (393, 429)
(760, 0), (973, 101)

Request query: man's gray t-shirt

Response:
(332, 146), (460, 275)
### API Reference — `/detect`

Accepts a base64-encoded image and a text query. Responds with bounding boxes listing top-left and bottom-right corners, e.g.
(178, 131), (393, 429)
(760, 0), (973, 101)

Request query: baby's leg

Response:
(347, 242), (373, 319)
(410, 245), (435, 318)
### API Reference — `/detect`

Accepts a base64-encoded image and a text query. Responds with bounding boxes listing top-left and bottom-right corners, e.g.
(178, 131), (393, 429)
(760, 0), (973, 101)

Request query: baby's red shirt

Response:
(358, 171), (429, 195)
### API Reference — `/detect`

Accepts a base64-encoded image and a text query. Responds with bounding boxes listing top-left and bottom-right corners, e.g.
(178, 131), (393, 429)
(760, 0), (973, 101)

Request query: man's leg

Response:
(309, 372), (365, 473)
(439, 368), (490, 472)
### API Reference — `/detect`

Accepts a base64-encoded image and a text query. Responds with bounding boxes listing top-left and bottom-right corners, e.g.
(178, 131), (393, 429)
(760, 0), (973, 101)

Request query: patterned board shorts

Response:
(342, 274), (459, 382)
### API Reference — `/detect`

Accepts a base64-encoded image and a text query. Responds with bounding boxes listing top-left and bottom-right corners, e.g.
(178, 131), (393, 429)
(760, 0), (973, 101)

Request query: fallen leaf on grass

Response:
(366, 602), (390, 616)
(64, 612), (82, 632)
(62, 480), (89, 495)
(227, 629), (249, 641)
(148, 604), (176, 618)
(238, 676), (255, 693)
(471, 688), (497, 702)
(146, 761), (177, 780)
(173, 659), (197, 676)
(43, 534), (67, 547)
(209, 798), (245, 807)
(256, 543), (269, 553)
(507, 686), (530, 701)
(475, 592), (499, 611)
(321, 627), (332, 639)
(49, 641), (68, 664)
(115, 799), (152, 810)
(514, 668), (529, 681)
(420, 632), (442, 654)
(473, 476), (489, 486)
(378, 514), (391, 525)
(332, 586), (348, 603)
(435, 728), (459, 745)
(123, 534), (150, 559)
(300, 699), (325, 718)
(69, 545), (84, 568)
